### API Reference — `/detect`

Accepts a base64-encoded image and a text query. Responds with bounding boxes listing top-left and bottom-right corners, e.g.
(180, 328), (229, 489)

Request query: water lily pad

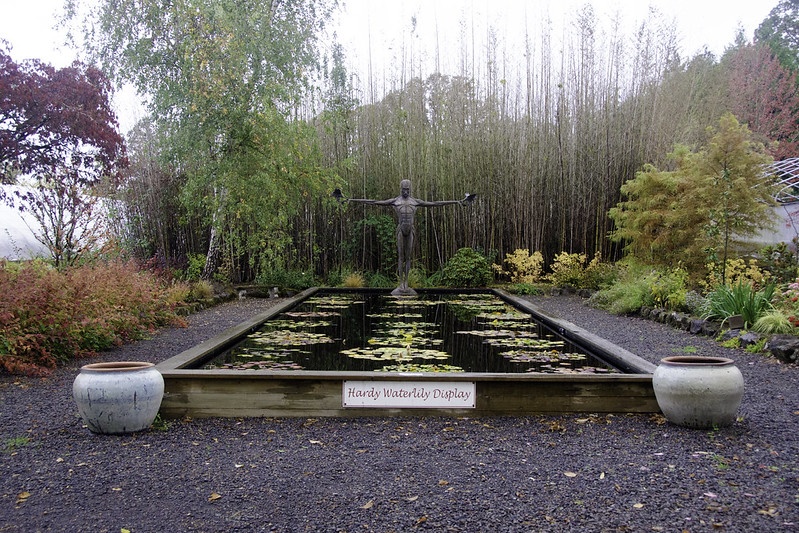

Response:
(249, 330), (335, 346)
(341, 346), (451, 361)
(375, 363), (464, 373)
(500, 349), (586, 364)
(456, 329), (539, 338)
(284, 311), (340, 319)
(217, 360), (305, 371)
(484, 337), (565, 349)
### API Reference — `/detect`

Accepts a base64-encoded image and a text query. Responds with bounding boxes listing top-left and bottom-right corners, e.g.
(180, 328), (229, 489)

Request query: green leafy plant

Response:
(507, 283), (542, 295)
(752, 310), (795, 334)
(3, 436), (31, 453)
(672, 345), (698, 354)
(367, 271), (394, 288)
(745, 337), (768, 354)
(256, 268), (315, 291)
(581, 252), (617, 290)
(588, 261), (653, 315)
(440, 248), (492, 287)
(703, 281), (776, 328)
(151, 414), (170, 432)
(759, 242), (798, 285)
(645, 267), (688, 310)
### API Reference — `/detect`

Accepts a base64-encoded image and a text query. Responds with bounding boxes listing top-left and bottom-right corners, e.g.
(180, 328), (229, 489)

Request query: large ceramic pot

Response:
(73, 361), (164, 434)
(652, 356), (744, 429)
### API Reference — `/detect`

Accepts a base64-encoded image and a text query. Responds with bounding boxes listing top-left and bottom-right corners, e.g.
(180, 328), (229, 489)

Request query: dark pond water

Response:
(204, 291), (619, 374)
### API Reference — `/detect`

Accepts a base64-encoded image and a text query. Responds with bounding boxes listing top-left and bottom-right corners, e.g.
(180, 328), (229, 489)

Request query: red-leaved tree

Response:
(0, 43), (127, 265)
(0, 44), (126, 186)
(725, 43), (799, 159)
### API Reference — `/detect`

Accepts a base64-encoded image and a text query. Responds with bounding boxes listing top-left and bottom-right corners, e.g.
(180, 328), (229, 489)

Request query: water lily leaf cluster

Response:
(340, 346), (450, 361)
(250, 330), (334, 346)
(216, 360), (305, 371)
(375, 363), (465, 373)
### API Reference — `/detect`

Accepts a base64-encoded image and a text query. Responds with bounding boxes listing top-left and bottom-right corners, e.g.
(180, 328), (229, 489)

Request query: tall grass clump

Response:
(703, 281), (775, 328)
(588, 261), (652, 315)
(0, 260), (184, 376)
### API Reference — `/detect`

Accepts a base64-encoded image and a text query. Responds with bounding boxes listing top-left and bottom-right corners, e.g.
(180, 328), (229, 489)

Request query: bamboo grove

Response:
(78, 1), (799, 283)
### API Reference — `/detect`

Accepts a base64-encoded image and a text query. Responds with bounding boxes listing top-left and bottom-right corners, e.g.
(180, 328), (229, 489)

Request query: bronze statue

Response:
(335, 180), (475, 296)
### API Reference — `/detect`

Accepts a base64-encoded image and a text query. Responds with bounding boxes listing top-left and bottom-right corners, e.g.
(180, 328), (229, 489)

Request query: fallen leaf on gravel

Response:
(121, 529), (130, 533)
(633, 503), (644, 509)
(575, 418), (590, 424)
(415, 516), (427, 526)
(599, 472), (605, 480)
(564, 472), (577, 478)
(208, 492), (222, 502)
(361, 500), (374, 509)
(406, 496), (419, 502)
(704, 492), (717, 498)
(56, 457), (64, 463)
(234, 463), (244, 468)
(309, 440), (324, 445)
(16, 492), (30, 504)
(438, 480), (449, 486)
(112, 487), (122, 492)
(758, 505), (778, 517)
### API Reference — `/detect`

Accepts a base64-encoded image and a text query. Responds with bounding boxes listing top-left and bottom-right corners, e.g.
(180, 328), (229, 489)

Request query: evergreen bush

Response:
(440, 248), (492, 287)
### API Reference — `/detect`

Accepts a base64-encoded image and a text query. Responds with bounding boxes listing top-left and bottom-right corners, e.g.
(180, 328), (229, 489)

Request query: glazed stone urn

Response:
(73, 361), (164, 434)
(652, 356), (744, 429)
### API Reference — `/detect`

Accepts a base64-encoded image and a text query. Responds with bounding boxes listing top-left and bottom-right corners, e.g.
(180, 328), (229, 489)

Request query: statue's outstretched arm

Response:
(418, 194), (476, 207)
(349, 197), (396, 206)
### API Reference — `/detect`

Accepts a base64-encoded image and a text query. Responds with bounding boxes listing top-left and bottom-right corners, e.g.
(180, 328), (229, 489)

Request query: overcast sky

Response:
(0, 0), (781, 129)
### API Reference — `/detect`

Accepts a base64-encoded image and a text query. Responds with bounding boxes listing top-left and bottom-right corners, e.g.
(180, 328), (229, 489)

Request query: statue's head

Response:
(400, 179), (411, 198)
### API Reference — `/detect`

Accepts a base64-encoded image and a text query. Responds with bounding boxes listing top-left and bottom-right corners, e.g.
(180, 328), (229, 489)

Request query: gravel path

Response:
(1, 294), (797, 532)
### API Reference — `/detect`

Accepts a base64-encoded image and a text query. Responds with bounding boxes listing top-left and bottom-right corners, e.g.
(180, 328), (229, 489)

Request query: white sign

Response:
(343, 381), (476, 408)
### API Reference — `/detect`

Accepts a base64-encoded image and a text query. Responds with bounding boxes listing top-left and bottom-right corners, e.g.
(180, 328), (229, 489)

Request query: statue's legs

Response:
(394, 231), (414, 294)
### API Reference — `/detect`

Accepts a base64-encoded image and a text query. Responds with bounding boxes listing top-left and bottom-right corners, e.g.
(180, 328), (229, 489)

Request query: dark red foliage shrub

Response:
(0, 260), (184, 376)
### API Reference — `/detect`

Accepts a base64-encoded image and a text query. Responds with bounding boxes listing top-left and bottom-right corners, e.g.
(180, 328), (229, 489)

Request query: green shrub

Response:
(684, 290), (707, 316)
(367, 271), (394, 288)
(256, 268), (315, 291)
(440, 248), (493, 287)
(507, 283), (542, 295)
(752, 310), (795, 334)
(703, 281), (776, 328)
(588, 260), (653, 315)
(759, 242), (798, 285)
(581, 253), (617, 290)
(645, 267), (688, 311)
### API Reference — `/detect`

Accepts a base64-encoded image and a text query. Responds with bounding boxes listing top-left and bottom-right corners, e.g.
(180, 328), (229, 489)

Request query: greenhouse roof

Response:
(768, 158), (799, 204)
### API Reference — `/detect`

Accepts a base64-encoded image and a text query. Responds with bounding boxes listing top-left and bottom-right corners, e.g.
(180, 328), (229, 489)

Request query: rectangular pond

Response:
(157, 288), (658, 418)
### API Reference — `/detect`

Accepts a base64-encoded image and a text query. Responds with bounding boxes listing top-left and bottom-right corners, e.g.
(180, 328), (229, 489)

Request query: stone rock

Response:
(719, 329), (741, 342)
(739, 332), (762, 349)
(766, 335), (799, 364)
(700, 321), (720, 338)
(689, 319), (705, 335)
(672, 313), (692, 331)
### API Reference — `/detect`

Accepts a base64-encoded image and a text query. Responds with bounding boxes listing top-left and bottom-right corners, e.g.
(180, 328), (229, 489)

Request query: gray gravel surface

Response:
(1, 294), (798, 532)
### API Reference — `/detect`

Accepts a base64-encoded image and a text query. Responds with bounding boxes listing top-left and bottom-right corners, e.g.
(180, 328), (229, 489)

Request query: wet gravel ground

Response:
(1, 293), (798, 532)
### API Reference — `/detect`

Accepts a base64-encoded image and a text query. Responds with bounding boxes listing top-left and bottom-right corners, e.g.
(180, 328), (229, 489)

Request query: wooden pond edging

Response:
(156, 288), (659, 418)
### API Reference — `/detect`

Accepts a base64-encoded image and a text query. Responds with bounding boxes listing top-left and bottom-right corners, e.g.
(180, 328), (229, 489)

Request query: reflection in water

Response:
(204, 292), (619, 374)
